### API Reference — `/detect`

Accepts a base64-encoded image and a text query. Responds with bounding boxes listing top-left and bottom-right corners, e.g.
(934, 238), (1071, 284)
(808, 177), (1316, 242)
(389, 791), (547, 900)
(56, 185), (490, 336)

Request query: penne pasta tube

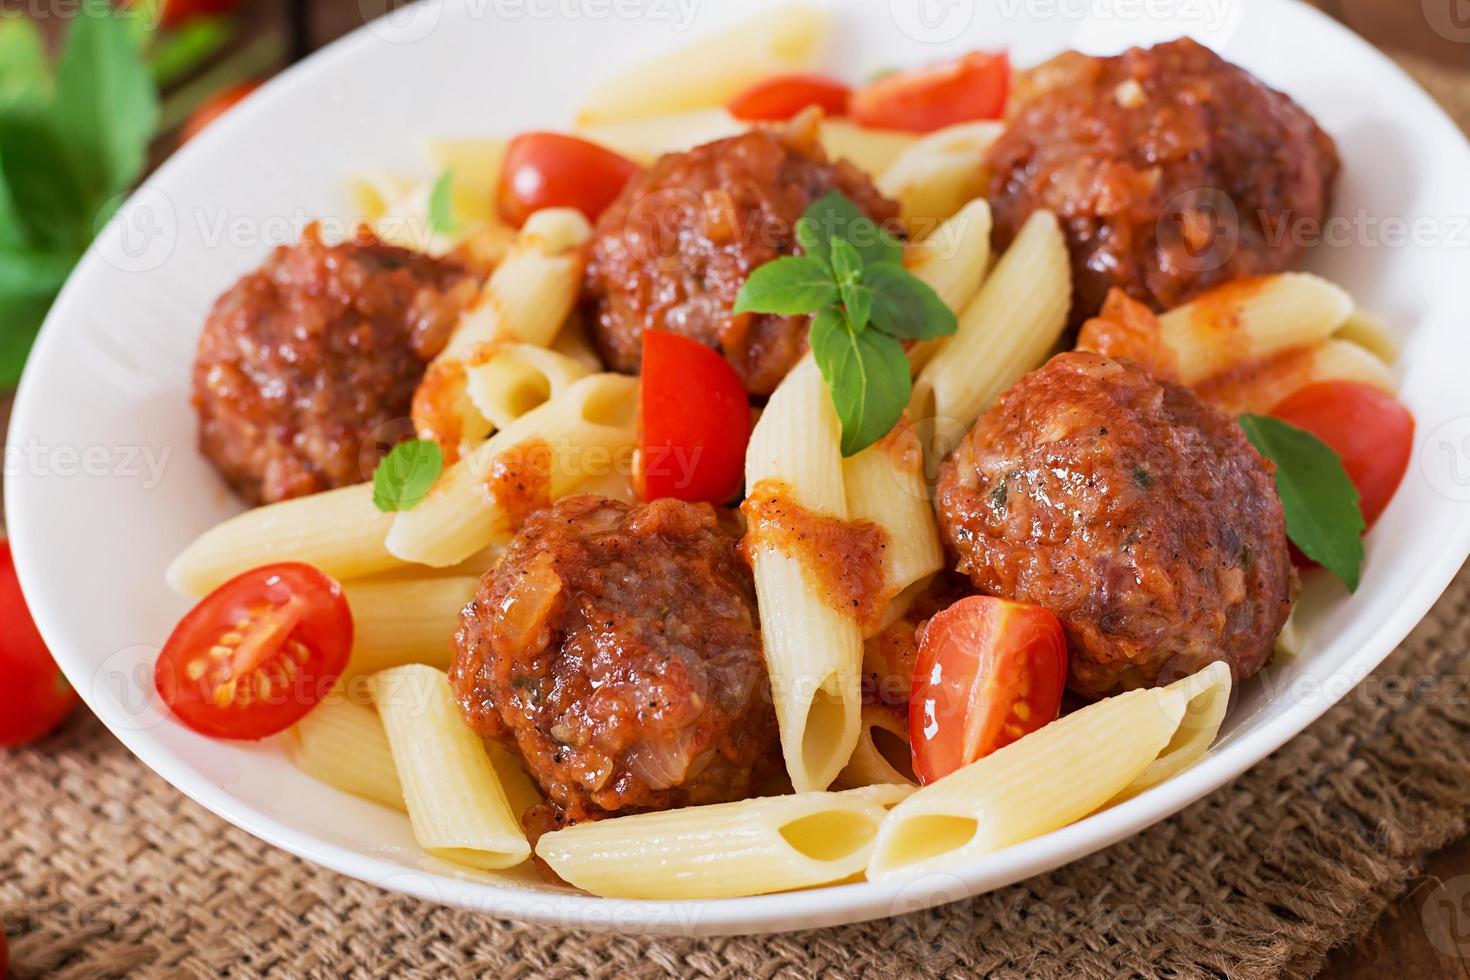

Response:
(877, 121), (1003, 234)
(842, 422), (942, 630)
(389, 373), (639, 567)
(1159, 272), (1353, 385)
(904, 198), (993, 373)
(1109, 662), (1232, 803)
(370, 665), (530, 870)
(912, 210), (1070, 460)
(744, 357), (864, 792)
(1195, 338), (1396, 417)
(818, 118), (918, 178)
(167, 482), (403, 596)
(866, 686), (1186, 881)
(464, 344), (593, 432)
(577, 108), (747, 164)
(483, 739), (544, 825)
(342, 576), (478, 677)
(836, 704), (916, 788)
(1333, 306), (1399, 364)
(549, 312), (605, 373)
(536, 788), (891, 899)
(285, 695), (405, 811)
(575, 4), (829, 124)
(423, 136), (508, 228)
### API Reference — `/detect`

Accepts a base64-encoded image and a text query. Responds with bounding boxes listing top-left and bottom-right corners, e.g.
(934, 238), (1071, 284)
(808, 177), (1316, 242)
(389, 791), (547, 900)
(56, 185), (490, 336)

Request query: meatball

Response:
(451, 495), (778, 825)
(193, 227), (476, 504)
(585, 125), (900, 395)
(935, 352), (1292, 699)
(986, 38), (1339, 321)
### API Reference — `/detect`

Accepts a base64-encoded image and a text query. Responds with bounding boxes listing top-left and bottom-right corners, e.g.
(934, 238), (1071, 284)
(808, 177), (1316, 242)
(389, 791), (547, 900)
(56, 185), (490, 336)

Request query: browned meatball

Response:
(986, 38), (1339, 322)
(451, 495), (778, 827)
(935, 352), (1293, 699)
(193, 227), (476, 504)
(585, 125), (900, 395)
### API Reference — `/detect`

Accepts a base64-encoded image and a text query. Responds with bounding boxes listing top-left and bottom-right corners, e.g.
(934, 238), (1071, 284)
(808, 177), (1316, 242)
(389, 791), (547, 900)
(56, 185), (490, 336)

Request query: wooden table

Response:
(7, 0), (1470, 974)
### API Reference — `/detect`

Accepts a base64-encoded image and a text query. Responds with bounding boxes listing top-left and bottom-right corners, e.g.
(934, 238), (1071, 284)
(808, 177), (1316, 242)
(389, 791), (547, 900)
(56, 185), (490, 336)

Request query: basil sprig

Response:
(427, 168), (456, 236)
(733, 191), (956, 456)
(1239, 414), (1365, 591)
(372, 439), (444, 513)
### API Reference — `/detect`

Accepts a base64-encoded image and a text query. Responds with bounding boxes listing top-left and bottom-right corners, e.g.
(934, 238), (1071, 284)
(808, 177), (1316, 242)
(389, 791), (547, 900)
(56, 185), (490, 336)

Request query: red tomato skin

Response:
(851, 51), (1010, 133)
(154, 563), (353, 741)
(498, 132), (641, 228)
(161, 0), (240, 27)
(1270, 381), (1414, 528)
(637, 330), (751, 504)
(909, 595), (1067, 785)
(0, 538), (79, 747)
(727, 74), (852, 121)
(179, 81), (261, 144)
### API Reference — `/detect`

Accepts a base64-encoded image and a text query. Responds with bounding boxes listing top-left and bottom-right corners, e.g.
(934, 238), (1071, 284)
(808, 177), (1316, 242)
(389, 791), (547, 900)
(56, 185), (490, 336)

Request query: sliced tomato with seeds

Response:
(155, 563), (352, 740)
(909, 595), (1067, 784)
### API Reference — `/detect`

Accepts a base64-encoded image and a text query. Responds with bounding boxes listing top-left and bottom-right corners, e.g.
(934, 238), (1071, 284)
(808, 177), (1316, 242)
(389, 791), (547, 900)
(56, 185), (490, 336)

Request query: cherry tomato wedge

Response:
(0, 536), (79, 747)
(636, 329), (751, 504)
(1270, 381), (1414, 528)
(850, 51), (1010, 133)
(910, 595), (1067, 785)
(498, 132), (641, 228)
(179, 81), (261, 144)
(155, 563), (352, 740)
(727, 73), (852, 122)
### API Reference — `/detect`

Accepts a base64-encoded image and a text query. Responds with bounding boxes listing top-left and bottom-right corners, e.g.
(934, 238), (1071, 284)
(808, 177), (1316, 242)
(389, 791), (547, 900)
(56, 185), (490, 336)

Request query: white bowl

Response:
(9, 0), (1470, 937)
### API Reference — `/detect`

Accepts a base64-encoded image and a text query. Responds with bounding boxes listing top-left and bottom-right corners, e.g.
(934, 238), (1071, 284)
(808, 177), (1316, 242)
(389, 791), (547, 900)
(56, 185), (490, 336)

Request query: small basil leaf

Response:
(0, 246), (81, 297)
(1239, 414), (1365, 591)
(428, 168), (456, 235)
(148, 16), (236, 89)
(733, 255), (837, 315)
(0, 18), (51, 112)
(799, 190), (902, 266)
(372, 439), (445, 512)
(863, 261), (958, 340)
(810, 307), (911, 457)
(842, 280), (872, 333)
(0, 292), (52, 388)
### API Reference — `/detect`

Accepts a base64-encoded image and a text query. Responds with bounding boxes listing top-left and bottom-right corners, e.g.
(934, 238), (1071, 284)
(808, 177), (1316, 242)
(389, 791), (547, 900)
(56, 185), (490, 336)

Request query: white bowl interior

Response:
(9, 0), (1470, 936)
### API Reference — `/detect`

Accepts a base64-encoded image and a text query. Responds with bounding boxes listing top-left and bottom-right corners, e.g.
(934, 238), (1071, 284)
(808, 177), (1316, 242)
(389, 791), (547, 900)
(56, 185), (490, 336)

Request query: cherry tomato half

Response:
(498, 132), (641, 228)
(155, 563), (352, 740)
(0, 537), (79, 747)
(1270, 381), (1414, 528)
(179, 81), (261, 144)
(850, 51), (1010, 133)
(727, 73), (852, 122)
(636, 329), (752, 504)
(910, 595), (1067, 785)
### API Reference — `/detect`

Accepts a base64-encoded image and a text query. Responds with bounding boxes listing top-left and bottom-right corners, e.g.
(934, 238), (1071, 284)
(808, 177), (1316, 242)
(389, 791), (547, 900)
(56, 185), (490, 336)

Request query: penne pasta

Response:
(877, 121), (1003, 234)
(389, 373), (639, 567)
(483, 738), (544, 825)
(167, 482), (403, 596)
(912, 210), (1070, 460)
(866, 685), (1186, 881)
(549, 312), (605, 373)
(904, 198), (993, 374)
(1109, 662), (1232, 803)
(744, 357), (864, 792)
(423, 136), (508, 228)
(536, 788), (891, 899)
(464, 344), (593, 433)
(1196, 338), (1396, 417)
(1333, 306), (1399, 364)
(818, 118), (918, 178)
(342, 576), (478, 677)
(370, 665), (530, 870)
(577, 108), (748, 165)
(575, 4), (829, 124)
(285, 695), (405, 811)
(836, 705), (916, 788)
(1159, 272), (1353, 385)
(414, 208), (593, 455)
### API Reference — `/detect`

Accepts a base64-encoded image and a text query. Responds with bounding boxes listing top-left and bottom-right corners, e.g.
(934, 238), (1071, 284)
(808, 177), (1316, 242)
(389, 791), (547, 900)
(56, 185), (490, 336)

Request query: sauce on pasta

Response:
(484, 437), (553, 532)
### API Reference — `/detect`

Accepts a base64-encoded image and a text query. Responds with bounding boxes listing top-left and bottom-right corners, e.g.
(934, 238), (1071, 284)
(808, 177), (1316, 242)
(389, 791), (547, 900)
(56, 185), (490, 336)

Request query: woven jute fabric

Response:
(6, 49), (1470, 980)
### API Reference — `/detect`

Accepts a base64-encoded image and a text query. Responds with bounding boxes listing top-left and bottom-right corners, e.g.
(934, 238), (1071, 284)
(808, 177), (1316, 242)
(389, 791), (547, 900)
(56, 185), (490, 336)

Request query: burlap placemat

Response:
(5, 48), (1470, 980)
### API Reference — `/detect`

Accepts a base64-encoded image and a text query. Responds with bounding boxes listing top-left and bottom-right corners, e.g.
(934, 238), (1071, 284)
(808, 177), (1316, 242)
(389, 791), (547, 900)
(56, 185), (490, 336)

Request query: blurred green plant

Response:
(0, 2), (158, 387)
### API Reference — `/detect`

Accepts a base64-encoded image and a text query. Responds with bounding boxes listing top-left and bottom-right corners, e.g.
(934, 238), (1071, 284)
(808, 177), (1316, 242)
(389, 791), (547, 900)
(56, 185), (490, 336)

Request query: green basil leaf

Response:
(0, 246), (80, 297)
(372, 439), (445, 512)
(863, 261), (958, 340)
(0, 115), (99, 251)
(52, 0), (158, 196)
(148, 15), (236, 89)
(428, 168), (457, 236)
(0, 18), (51, 112)
(0, 291), (52, 388)
(798, 190), (902, 267)
(1239, 414), (1365, 591)
(810, 307), (911, 457)
(733, 255), (837, 315)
